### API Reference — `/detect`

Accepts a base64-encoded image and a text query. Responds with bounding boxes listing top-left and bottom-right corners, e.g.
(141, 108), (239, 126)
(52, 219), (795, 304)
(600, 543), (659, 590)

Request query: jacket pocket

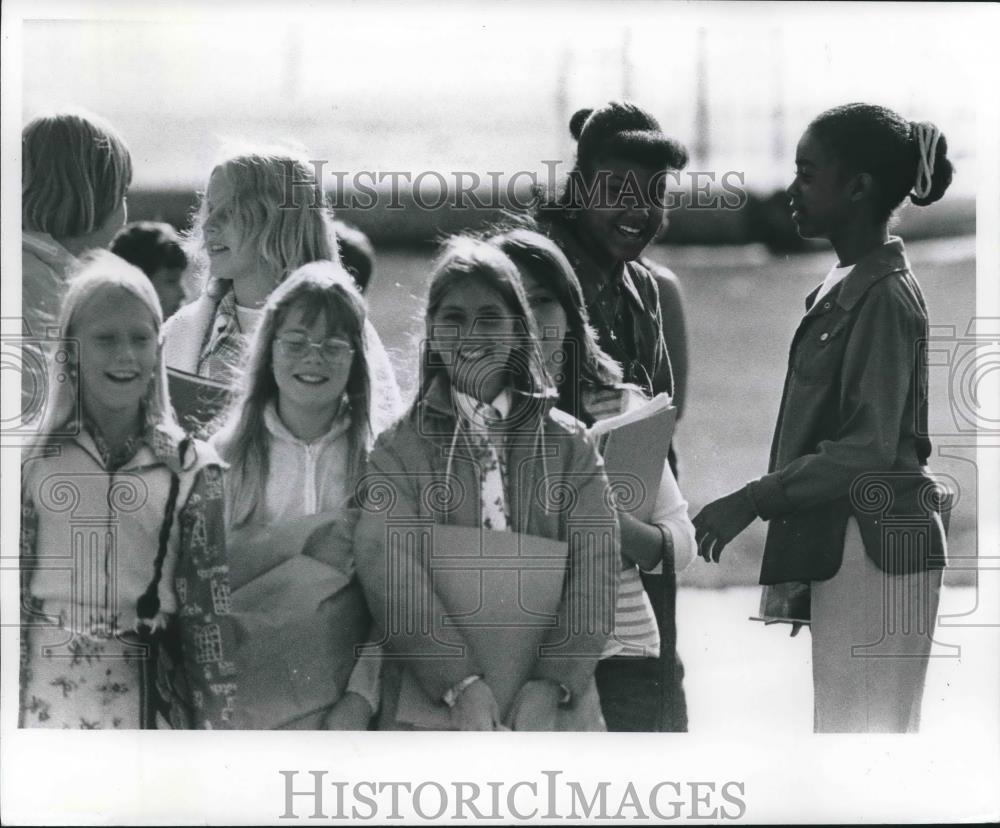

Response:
(792, 314), (852, 384)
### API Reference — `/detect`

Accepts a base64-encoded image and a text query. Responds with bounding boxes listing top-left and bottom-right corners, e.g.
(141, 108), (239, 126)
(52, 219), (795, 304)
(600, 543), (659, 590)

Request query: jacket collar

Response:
(54, 412), (215, 475)
(834, 237), (910, 312)
(22, 230), (78, 271)
(418, 374), (558, 428)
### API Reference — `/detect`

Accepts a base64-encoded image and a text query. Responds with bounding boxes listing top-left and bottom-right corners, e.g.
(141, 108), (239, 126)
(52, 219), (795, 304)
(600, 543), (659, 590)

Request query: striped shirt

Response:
(586, 386), (662, 659)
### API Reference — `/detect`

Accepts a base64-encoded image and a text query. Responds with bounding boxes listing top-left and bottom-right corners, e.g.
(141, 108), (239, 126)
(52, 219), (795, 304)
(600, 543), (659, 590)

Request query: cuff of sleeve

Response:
(746, 473), (793, 521)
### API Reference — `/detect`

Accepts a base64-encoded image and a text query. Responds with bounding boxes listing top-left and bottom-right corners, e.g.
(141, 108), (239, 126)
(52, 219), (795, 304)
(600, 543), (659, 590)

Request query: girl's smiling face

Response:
(73, 286), (158, 421)
(787, 128), (856, 240)
(430, 277), (520, 403)
(271, 302), (354, 416)
(576, 157), (666, 267)
(520, 269), (568, 380)
(203, 167), (260, 283)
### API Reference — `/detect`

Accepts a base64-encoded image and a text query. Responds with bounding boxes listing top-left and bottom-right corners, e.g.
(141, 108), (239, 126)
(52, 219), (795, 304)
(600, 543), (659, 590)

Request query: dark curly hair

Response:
(536, 101), (688, 224)
(111, 221), (187, 278)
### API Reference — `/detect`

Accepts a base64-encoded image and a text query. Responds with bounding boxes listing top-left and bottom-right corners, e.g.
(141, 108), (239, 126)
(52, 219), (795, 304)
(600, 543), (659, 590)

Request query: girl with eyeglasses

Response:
(212, 262), (383, 730)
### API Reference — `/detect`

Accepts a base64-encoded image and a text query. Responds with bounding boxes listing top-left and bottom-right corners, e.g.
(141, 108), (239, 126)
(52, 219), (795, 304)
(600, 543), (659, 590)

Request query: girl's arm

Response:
(747, 284), (923, 519)
(606, 386), (695, 572)
(322, 638), (382, 730)
(649, 461), (697, 573)
(617, 513), (666, 572)
(651, 265), (689, 420)
(353, 440), (485, 705)
(532, 430), (618, 703)
(175, 465), (238, 729)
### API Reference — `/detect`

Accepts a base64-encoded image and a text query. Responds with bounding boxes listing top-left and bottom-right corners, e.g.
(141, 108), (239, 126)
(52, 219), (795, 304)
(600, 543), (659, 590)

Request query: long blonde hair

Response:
(186, 146), (337, 300)
(30, 250), (184, 453)
(212, 262), (372, 527)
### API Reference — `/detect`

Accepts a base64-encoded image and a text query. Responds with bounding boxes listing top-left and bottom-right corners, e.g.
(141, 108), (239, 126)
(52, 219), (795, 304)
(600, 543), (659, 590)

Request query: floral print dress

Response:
(19, 421), (236, 729)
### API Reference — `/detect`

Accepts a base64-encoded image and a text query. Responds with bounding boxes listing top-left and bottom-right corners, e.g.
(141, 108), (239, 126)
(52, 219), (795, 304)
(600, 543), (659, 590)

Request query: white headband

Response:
(912, 122), (941, 200)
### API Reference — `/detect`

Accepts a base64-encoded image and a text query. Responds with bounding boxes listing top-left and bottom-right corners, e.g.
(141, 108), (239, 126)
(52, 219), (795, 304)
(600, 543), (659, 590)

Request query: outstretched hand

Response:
(693, 486), (758, 563)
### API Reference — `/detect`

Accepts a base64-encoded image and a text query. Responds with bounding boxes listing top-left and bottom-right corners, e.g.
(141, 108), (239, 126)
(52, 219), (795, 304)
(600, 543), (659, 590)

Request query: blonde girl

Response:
(353, 237), (618, 731)
(21, 111), (132, 416)
(213, 262), (382, 730)
(163, 147), (402, 432)
(20, 251), (236, 729)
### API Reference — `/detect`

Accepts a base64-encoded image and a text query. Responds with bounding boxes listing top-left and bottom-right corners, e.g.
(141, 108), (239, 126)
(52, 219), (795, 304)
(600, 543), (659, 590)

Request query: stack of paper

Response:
(589, 392), (676, 523)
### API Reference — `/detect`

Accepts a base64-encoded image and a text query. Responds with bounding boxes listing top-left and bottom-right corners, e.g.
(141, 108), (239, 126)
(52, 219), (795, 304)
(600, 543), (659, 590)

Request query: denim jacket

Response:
(748, 238), (948, 583)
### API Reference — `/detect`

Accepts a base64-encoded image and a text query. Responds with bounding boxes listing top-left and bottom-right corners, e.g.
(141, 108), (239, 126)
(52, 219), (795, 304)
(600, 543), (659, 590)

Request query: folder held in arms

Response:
(229, 512), (366, 729)
(167, 367), (231, 435)
(395, 525), (573, 729)
(588, 392), (676, 524)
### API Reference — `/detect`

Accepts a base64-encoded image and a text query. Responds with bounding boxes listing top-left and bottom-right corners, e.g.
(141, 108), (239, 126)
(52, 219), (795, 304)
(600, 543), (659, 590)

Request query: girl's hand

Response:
(693, 486), (757, 563)
(506, 680), (560, 732)
(321, 692), (373, 731)
(450, 679), (501, 731)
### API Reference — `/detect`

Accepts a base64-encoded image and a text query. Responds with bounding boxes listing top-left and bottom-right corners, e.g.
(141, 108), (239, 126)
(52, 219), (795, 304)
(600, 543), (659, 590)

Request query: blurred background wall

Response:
(23, 5), (977, 247)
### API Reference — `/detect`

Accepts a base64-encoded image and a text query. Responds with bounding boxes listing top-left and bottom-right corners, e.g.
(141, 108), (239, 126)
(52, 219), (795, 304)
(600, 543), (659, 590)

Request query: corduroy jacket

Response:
(748, 238), (948, 583)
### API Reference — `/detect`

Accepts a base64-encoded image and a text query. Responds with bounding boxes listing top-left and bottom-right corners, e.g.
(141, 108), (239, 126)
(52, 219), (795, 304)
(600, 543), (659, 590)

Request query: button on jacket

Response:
(748, 238), (948, 583)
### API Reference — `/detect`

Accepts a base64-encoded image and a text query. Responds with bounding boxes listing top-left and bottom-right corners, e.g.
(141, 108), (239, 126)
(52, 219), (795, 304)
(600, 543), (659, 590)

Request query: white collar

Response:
(452, 387), (512, 427)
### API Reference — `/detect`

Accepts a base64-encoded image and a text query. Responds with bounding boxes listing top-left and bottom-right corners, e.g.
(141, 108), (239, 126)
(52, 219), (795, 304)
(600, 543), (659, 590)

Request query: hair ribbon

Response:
(912, 122), (941, 200)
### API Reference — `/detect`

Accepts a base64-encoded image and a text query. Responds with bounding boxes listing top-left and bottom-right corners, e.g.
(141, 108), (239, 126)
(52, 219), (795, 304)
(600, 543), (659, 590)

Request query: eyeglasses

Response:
(274, 333), (355, 362)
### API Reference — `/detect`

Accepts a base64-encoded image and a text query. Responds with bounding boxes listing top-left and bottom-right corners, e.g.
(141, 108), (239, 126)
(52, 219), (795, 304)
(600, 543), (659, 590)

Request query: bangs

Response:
(278, 287), (364, 344)
(435, 267), (530, 332)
